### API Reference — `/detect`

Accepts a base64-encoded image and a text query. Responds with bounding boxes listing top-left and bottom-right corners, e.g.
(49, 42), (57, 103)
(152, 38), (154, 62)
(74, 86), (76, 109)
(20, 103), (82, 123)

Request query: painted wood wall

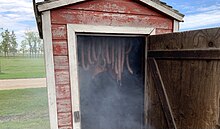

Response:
(50, 0), (175, 128)
(147, 27), (220, 129)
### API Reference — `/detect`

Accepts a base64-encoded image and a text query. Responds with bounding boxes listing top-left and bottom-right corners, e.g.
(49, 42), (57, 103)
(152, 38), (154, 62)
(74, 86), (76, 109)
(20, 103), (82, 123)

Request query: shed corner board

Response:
(42, 10), (59, 129)
(173, 20), (179, 32)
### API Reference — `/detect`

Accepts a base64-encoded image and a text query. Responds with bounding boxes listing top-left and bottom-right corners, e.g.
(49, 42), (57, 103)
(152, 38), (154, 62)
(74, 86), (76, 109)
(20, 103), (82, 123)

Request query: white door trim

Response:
(67, 24), (155, 129)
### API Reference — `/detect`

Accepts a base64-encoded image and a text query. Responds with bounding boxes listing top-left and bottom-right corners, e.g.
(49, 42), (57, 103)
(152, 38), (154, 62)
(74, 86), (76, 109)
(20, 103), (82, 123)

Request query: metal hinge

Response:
(74, 111), (80, 123)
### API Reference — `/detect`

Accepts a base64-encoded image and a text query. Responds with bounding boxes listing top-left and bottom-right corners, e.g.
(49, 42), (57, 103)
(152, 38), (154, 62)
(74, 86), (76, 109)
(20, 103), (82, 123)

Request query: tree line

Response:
(0, 29), (43, 58)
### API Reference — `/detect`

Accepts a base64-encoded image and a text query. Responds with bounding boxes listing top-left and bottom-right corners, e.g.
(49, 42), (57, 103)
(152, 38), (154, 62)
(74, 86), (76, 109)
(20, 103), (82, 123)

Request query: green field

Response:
(0, 57), (45, 79)
(0, 88), (50, 129)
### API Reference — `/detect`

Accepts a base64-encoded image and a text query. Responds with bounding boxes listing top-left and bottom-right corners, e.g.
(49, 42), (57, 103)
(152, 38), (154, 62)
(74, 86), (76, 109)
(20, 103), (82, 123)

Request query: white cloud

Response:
(181, 4), (220, 30)
(0, 0), (219, 43)
(0, 0), (43, 44)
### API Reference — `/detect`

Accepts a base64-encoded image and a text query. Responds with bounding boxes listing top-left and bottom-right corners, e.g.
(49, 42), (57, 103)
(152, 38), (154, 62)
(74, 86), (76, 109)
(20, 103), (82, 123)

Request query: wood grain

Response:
(147, 27), (220, 129)
(148, 58), (177, 129)
(50, 0), (175, 128)
(53, 40), (68, 56)
(51, 9), (173, 29)
(42, 11), (59, 129)
(64, 0), (166, 17)
(148, 49), (220, 60)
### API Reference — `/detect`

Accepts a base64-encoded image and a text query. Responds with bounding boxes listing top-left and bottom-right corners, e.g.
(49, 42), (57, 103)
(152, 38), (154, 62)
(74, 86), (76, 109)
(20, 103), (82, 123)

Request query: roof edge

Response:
(38, 0), (85, 12)
(139, 0), (184, 21)
(37, 0), (184, 22)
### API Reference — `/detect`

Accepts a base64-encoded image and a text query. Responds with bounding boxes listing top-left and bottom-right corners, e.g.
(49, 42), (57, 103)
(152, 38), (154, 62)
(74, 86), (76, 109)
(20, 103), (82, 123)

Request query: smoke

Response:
(77, 36), (148, 129)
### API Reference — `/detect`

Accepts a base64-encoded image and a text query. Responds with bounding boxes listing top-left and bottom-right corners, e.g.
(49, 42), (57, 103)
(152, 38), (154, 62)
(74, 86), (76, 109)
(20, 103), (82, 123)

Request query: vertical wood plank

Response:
(146, 64), (168, 129)
(148, 58), (177, 129)
(148, 27), (220, 129)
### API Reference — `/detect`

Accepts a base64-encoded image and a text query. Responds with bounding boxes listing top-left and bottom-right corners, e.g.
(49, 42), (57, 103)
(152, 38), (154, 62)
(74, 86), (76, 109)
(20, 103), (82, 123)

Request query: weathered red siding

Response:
(53, 41), (68, 56)
(50, 0), (174, 128)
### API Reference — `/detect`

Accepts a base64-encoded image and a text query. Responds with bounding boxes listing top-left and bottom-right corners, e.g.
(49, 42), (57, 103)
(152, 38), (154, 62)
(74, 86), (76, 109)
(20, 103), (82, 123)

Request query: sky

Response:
(162, 0), (220, 31)
(0, 0), (220, 44)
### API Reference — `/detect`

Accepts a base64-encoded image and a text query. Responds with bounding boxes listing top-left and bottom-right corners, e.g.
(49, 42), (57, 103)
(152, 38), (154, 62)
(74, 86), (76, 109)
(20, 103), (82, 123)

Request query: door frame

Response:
(67, 24), (155, 129)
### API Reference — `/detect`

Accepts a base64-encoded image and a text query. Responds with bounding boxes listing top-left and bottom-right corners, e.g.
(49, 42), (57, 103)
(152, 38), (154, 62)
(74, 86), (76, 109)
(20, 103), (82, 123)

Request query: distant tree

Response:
(1, 29), (10, 57)
(23, 31), (35, 57)
(0, 29), (18, 57)
(0, 28), (3, 73)
(0, 28), (3, 55)
(22, 31), (42, 58)
(32, 33), (42, 58)
(0, 44), (2, 54)
(38, 40), (44, 56)
(9, 31), (18, 56)
(20, 40), (27, 56)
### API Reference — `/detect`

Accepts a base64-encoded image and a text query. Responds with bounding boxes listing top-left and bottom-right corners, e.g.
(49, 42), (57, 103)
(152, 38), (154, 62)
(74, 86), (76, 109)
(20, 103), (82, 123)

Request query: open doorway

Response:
(77, 35), (146, 129)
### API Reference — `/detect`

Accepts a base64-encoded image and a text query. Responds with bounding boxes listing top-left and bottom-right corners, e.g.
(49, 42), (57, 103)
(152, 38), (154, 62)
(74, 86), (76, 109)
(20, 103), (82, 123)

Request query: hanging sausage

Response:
(80, 38), (133, 82)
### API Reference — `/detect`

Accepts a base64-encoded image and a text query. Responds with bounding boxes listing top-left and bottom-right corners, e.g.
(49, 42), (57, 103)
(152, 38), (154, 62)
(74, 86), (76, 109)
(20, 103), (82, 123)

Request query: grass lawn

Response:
(0, 88), (50, 129)
(0, 56), (45, 79)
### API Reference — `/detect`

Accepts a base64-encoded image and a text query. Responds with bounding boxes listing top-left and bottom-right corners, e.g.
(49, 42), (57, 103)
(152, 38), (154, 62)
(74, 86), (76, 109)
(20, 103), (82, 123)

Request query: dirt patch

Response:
(0, 78), (46, 90)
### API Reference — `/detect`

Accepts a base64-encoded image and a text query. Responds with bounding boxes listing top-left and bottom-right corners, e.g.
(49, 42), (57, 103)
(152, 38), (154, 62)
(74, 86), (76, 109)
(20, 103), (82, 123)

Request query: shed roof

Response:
(37, 0), (184, 21)
(34, 0), (184, 38)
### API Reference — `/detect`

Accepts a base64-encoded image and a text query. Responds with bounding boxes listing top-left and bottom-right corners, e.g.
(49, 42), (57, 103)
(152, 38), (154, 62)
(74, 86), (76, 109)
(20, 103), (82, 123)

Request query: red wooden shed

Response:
(34, 0), (185, 129)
